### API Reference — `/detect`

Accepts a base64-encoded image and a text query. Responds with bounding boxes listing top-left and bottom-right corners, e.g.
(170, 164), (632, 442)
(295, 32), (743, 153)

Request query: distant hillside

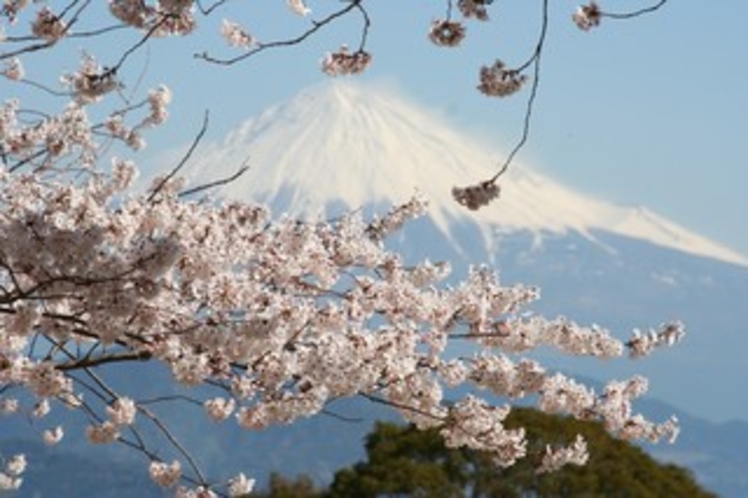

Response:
(1, 439), (159, 498)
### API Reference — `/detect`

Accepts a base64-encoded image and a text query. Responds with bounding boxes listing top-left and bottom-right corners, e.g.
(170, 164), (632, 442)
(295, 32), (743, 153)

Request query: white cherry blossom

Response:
(287, 0), (311, 17)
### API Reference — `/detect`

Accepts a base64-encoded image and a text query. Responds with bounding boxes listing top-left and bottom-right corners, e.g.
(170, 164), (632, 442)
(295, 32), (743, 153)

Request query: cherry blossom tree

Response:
(1, 1), (679, 496)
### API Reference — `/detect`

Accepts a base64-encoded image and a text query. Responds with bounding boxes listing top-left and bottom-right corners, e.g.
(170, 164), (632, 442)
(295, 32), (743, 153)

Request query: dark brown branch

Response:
(490, 0), (548, 182)
(82, 365), (120, 402)
(603, 0), (668, 20)
(18, 78), (71, 97)
(0, 24), (125, 44)
(56, 350), (153, 371)
(137, 394), (204, 407)
(353, 2), (371, 52)
(61, 374), (108, 419)
(110, 15), (171, 74)
(0, 40), (56, 62)
(196, 0), (230, 16)
(58, 0), (88, 21)
(320, 407), (364, 424)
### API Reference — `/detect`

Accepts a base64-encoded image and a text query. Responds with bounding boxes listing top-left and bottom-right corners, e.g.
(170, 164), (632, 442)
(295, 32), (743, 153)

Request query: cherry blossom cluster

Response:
(1, 0), (28, 24)
(0, 152), (684, 491)
(321, 46), (373, 76)
(1, 82), (170, 173)
(0, 57), (23, 81)
(150, 460), (182, 489)
(220, 19), (254, 49)
(538, 434), (589, 473)
(61, 54), (120, 105)
(365, 193), (428, 241)
(31, 6), (66, 41)
(573, 2), (602, 31)
(627, 322), (685, 358)
(0, 454), (25, 491)
(287, 0), (312, 17)
(478, 59), (529, 97)
(109, 0), (196, 37)
(429, 19), (467, 47)
(106, 91), (169, 153)
(0, 98), (97, 167)
(452, 180), (501, 210)
(458, 0), (491, 21)
(103, 86), (172, 151)
(440, 395), (527, 467)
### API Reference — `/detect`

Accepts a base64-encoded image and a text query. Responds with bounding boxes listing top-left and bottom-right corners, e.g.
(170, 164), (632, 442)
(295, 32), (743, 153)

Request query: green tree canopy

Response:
(321, 408), (715, 498)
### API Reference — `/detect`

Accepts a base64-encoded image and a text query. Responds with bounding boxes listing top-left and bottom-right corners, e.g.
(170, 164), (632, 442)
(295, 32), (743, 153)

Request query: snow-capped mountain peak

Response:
(184, 81), (748, 267)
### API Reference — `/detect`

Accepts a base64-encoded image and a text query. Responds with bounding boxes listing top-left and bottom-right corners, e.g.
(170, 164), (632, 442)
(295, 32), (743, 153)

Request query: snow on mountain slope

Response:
(183, 81), (748, 267)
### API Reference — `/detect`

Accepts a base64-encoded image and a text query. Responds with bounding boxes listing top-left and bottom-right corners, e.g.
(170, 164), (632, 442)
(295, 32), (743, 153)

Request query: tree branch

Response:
(148, 110), (210, 203)
(195, 1), (364, 65)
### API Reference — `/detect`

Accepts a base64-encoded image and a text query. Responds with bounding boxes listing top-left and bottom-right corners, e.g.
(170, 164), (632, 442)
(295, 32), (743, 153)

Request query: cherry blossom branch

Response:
(0, 24), (125, 44)
(109, 15), (171, 76)
(195, 0), (365, 65)
(573, 0), (669, 31)
(0, 0), (92, 60)
(360, 392), (445, 423)
(450, 0), (548, 209)
(0, 40), (55, 63)
(481, 0), (551, 184)
(490, 45), (543, 183)
(16, 77), (71, 97)
(66, 361), (213, 490)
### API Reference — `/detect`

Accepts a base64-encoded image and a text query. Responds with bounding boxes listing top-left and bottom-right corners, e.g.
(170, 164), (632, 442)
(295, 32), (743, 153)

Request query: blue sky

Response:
(145, 1), (748, 257)
(5, 1), (747, 256)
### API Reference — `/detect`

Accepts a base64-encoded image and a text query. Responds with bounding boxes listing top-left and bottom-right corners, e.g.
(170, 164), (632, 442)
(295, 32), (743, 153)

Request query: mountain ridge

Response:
(183, 81), (747, 267)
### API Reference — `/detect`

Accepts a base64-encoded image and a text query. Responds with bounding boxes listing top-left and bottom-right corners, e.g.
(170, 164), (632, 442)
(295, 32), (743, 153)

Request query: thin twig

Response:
(138, 394), (205, 407)
(320, 407), (365, 424)
(603, 0), (668, 20)
(148, 110), (210, 203)
(491, 0), (548, 182)
(178, 161), (250, 198)
(196, 0), (230, 16)
(353, 2), (371, 52)
(111, 15), (170, 74)
(196, 1), (363, 65)
(57, 350), (153, 371)
(138, 404), (209, 486)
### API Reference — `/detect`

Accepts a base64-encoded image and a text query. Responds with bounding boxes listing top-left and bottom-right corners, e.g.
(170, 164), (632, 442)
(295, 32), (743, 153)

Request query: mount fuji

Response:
(170, 82), (748, 494)
(183, 81), (747, 268)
